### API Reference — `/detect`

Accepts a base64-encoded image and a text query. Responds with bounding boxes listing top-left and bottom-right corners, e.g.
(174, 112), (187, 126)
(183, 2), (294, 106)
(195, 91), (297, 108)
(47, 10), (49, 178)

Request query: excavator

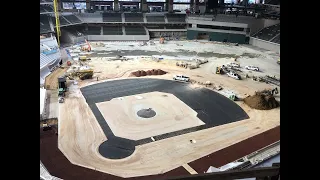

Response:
(81, 39), (92, 52)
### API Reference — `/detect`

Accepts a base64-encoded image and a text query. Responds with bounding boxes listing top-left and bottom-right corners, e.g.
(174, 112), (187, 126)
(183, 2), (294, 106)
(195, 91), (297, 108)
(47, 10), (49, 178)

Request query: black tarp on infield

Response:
(81, 78), (249, 159)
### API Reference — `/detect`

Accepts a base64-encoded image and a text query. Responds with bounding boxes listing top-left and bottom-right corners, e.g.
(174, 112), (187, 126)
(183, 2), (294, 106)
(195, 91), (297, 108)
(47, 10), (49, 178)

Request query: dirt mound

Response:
(130, 69), (167, 77)
(243, 93), (279, 110)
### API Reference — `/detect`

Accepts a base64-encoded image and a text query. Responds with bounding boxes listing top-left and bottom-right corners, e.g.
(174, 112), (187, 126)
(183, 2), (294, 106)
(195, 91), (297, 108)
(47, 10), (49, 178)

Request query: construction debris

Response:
(130, 69), (167, 77)
(194, 59), (208, 65)
(243, 92), (279, 110)
(188, 64), (200, 69)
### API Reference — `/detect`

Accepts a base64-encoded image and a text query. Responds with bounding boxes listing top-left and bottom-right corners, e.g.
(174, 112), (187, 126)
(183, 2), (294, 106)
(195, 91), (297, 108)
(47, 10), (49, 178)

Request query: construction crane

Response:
(53, 0), (61, 47)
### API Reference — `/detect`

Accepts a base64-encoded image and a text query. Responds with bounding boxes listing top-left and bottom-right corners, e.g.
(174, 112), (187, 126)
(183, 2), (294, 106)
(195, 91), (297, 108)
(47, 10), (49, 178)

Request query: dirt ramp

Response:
(130, 69), (167, 77)
(243, 93), (279, 110)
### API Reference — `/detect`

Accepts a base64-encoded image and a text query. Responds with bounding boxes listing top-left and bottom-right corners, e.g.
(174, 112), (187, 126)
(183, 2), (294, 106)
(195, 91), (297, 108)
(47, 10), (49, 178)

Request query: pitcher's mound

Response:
(137, 108), (156, 118)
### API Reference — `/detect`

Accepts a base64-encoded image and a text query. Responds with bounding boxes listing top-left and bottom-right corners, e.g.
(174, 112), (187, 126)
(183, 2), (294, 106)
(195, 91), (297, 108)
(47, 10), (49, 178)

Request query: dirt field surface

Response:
(40, 126), (190, 180)
(41, 126), (279, 179)
(75, 58), (279, 101)
(53, 41), (280, 178)
(45, 67), (67, 90)
(58, 83), (279, 177)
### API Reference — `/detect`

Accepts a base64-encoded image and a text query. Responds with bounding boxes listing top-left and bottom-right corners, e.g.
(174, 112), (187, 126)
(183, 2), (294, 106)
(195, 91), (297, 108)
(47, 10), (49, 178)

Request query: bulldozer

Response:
(216, 65), (226, 74)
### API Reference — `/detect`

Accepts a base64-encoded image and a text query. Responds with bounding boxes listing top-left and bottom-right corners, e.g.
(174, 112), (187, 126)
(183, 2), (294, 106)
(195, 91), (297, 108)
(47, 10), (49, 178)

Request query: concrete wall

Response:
(249, 19), (280, 35)
(149, 31), (186, 38)
(187, 16), (279, 36)
(187, 19), (249, 28)
(264, 19), (280, 28)
(87, 35), (149, 41)
(187, 30), (246, 44)
(249, 37), (280, 53)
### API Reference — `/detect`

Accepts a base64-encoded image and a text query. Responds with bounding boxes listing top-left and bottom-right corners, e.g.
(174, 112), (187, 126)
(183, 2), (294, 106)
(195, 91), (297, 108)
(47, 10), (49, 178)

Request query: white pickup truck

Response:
(226, 62), (240, 68)
(227, 71), (241, 80)
(245, 65), (259, 71)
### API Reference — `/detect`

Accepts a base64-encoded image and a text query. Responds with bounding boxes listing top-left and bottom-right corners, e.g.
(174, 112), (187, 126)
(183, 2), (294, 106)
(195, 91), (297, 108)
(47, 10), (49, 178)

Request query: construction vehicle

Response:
(80, 39), (91, 52)
(58, 76), (67, 103)
(65, 65), (94, 80)
(78, 56), (91, 61)
(216, 66), (223, 74)
(227, 71), (241, 80)
(216, 65), (227, 74)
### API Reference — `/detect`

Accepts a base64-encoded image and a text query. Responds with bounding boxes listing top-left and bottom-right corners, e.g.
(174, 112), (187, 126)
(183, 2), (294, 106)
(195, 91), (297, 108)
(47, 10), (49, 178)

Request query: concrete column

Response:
(86, 0), (90, 10)
(165, 0), (169, 11)
(194, 0), (199, 12)
(243, 0), (248, 7)
(168, 0), (173, 13)
(141, 0), (148, 12)
(114, 0), (119, 11)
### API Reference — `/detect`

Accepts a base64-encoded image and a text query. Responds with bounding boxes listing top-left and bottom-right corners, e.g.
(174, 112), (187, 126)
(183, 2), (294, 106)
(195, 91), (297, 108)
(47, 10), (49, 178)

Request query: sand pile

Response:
(243, 92), (279, 110)
(130, 69), (167, 77)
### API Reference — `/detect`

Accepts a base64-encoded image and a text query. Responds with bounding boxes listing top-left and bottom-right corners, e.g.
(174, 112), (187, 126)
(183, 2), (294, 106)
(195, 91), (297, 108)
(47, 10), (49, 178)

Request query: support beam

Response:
(141, 0), (148, 12)
(194, 0), (199, 12)
(114, 0), (119, 12)
(168, 0), (173, 13)
(86, 0), (90, 10)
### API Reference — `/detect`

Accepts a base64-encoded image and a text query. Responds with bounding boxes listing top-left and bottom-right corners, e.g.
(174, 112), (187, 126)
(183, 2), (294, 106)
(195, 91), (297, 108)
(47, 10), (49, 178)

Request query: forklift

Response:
(58, 76), (67, 103)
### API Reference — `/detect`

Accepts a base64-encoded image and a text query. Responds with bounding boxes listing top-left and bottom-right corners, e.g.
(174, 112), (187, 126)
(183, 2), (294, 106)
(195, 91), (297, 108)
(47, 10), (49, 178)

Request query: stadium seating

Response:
(87, 26), (101, 35)
(146, 25), (165, 29)
(64, 26), (86, 37)
(146, 16), (165, 23)
(43, 5), (54, 12)
(103, 26), (123, 35)
(165, 25), (186, 29)
(271, 34), (280, 44)
(40, 52), (60, 69)
(166, 14), (186, 23)
(51, 16), (70, 26)
(40, 15), (52, 34)
(125, 26), (146, 35)
(102, 13), (122, 22)
(63, 15), (82, 24)
(40, 6), (46, 13)
(124, 13), (143, 22)
(252, 24), (280, 42)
